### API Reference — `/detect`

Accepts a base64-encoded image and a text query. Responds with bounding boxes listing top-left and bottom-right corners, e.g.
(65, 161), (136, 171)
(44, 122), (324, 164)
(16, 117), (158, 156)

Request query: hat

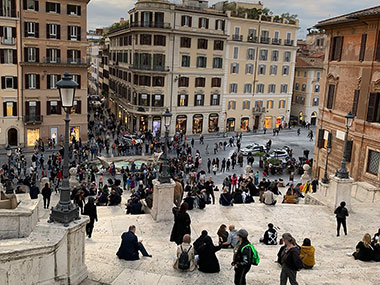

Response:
(237, 229), (248, 238)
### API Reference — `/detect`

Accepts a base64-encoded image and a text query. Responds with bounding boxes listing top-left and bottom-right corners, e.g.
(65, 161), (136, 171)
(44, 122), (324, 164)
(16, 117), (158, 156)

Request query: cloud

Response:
(87, 0), (378, 38)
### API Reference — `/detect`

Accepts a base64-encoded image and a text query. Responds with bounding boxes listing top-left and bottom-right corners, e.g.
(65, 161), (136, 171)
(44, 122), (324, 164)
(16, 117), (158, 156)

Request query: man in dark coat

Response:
(29, 183), (40, 199)
(116, 225), (151, 260)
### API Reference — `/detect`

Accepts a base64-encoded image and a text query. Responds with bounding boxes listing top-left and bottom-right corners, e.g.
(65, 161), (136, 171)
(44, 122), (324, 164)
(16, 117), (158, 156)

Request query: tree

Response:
(281, 13), (298, 24)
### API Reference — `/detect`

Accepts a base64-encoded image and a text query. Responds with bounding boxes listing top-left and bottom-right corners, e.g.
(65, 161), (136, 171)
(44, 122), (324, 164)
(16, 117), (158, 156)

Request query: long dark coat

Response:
(116, 231), (139, 260)
(170, 208), (191, 245)
(197, 236), (222, 273)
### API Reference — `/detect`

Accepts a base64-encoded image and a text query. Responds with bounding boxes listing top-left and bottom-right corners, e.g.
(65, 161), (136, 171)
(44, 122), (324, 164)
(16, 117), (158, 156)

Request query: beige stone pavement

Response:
(55, 189), (380, 285)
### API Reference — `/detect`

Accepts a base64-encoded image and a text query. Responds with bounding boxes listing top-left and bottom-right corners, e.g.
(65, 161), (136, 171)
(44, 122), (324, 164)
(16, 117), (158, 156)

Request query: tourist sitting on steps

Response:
(173, 234), (197, 272)
(222, 225), (239, 249)
(372, 238), (380, 262)
(300, 238), (315, 269)
(197, 235), (222, 273)
(217, 224), (229, 248)
(283, 189), (295, 204)
(116, 225), (152, 260)
(219, 187), (233, 206)
(263, 188), (277, 205)
(260, 223), (278, 245)
(353, 233), (374, 262)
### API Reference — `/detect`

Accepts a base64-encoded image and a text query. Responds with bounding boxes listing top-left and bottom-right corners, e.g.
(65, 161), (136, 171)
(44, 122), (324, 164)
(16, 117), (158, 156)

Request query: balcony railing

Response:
(126, 103), (165, 114)
(284, 39), (294, 46)
(247, 35), (258, 43)
(232, 34), (243, 41)
(272, 38), (281, 45)
(260, 37), (270, 44)
(41, 57), (90, 65)
(130, 21), (171, 29)
(24, 115), (43, 124)
(0, 37), (16, 45)
(252, 107), (266, 115)
(131, 64), (170, 72)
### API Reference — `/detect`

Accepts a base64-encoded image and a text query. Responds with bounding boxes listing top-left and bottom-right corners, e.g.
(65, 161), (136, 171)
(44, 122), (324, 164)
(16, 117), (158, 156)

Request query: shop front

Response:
(152, 116), (161, 137)
(311, 111), (317, 125)
(176, 115), (187, 134)
(276, 116), (284, 128)
(50, 127), (58, 143)
(70, 127), (80, 142)
(241, 117), (249, 131)
(139, 115), (148, 131)
(226, 118), (235, 132)
(192, 114), (203, 134)
(27, 128), (40, 146)
(299, 112), (304, 124)
(208, 114), (219, 133)
(264, 116), (273, 129)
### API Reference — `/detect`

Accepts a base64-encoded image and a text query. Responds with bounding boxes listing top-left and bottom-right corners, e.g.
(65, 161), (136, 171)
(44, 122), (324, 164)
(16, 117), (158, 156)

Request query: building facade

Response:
(291, 56), (323, 125)
(313, 6), (380, 188)
(20, 0), (89, 146)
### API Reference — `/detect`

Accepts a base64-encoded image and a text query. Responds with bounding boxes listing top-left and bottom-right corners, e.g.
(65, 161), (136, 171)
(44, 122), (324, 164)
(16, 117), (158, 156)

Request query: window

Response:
(244, 83), (252, 94)
(270, 65), (277, 75)
(255, 100), (263, 108)
(295, 83), (299, 90)
(139, 93), (150, 106)
(313, 97), (319, 106)
(234, 26), (240, 36)
(46, 48), (59, 63)
(246, 64), (253, 75)
(178, 94), (188, 106)
(258, 64), (266, 75)
(272, 50), (279, 61)
(242, 100), (250, 110)
(213, 57), (223, 68)
(233, 47), (239, 59)
(26, 47), (38, 62)
(139, 75), (151, 86)
(279, 100), (286, 108)
(359, 34), (367, 61)
(229, 83), (237, 93)
(211, 78), (221, 88)
(153, 54), (165, 69)
(178, 76), (189, 87)
(1, 26), (15, 44)
(152, 94), (164, 107)
(329, 36), (344, 61)
(304, 72), (307, 77)
(47, 74), (59, 89)
(268, 84), (276, 93)
(1, 49), (16, 64)
(316, 72), (321, 82)
(198, 17), (209, 29)
(47, 100), (60, 115)
(326, 84), (335, 109)
(260, 49), (268, 61)
(247, 48), (255, 60)
(180, 37), (191, 48)
(152, 76), (164, 87)
(46, 2), (60, 13)
(25, 0), (38, 11)
(367, 92), (380, 122)
(140, 34), (151, 45)
(47, 24), (60, 39)
(215, 19), (224, 31)
(154, 35), (166, 46)
(181, 15), (192, 27)
(1, 0), (15, 16)
(72, 74), (81, 88)
(68, 26), (80, 41)
(67, 4), (81, 15)
(26, 74), (39, 89)
(26, 22), (38, 37)
(367, 150), (380, 175)
(194, 94), (204, 106)
(67, 50), (80, 63)
(181, 55), (190, 67)
(301, 84), (306, 91)
(282, 65), (289, 75)
(284, 51), (291, 62)
(376, 31), (380, 61)
(211, 94), (220, 105)
(267, 100), (274, 109)
(274, 31), (279, 40)
(256, 83), (264, 93)
(228, 101), (236, 110)
(196, 56), (207, 68)
(315, 84), (320, 92)
(231, 63), (239, 74)
(195, 77), (205, 88)
(1, 76), (17, 89)
(214, 40), (224, 51)
(280, 84), (288, 93)
(3, 101), (16, 116)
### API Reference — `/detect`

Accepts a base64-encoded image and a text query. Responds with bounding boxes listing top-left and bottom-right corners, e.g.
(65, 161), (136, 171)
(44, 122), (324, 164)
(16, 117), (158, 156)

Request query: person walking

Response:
(170, 203), (191, 245)
(280, 233), (303, 285)
(41, 183), (52, 209)
(334, 201), (349, 236)
(83, 197), (98, 238)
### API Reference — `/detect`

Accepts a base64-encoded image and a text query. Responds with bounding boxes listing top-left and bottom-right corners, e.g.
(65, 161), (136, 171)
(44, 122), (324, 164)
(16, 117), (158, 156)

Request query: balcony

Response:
(252, 107), (266, 115)
(126, 103), (165, 115)
(272, 38), (281, 45)
(232, 34), (243, 41)
(247, 35), (258, 43)
(284, 39), (294, 46)
(131, 64), (170, 72)
(24, 115), (43, 125)
(260, 37), (270, 44)
(130, 21), (171, 29)
(0, 37), (16, 45)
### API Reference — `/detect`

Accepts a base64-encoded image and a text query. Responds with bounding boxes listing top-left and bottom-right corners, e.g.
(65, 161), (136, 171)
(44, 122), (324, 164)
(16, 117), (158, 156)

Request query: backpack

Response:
(198, 196), (206, 209)
(178, 245), (192, 270)
(241, 243), (260, 266)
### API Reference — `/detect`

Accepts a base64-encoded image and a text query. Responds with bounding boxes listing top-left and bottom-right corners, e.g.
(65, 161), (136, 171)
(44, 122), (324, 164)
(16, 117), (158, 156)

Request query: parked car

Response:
(122, 134), (142, 144)
(268, 149), (289, 159)
(240, 143), (266, 156)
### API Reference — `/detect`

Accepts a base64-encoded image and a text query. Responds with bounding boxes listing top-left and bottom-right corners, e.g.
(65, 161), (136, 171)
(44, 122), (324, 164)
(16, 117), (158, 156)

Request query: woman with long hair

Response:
(280, 233), (303, 285)
(170, 202), (191, 245)
(217, 224), (229, 248)
(353, 233), (374, 261)
(83, 197), (98, 238)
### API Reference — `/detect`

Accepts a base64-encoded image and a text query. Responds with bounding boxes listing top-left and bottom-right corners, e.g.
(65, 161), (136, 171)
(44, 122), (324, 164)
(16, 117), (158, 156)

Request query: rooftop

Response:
(296, 56), (323, 68)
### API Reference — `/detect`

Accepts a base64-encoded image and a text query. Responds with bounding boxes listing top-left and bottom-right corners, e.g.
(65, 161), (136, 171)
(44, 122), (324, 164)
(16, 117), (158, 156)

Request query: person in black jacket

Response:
(280, 233), (303, 285)
(170, 203), (191, 245)
(373, 239), (380, 262)
(41, 183), (52, 209)
(83, 197), (98, 238)
(116, 225), (151, 260)
(233, 229), (253, 285)
(334, 201), (349, 236)
(260, 223), (278, 245)
(193, 230), (208, 255)
(353, 233), (374, 261)
(197, 236), (222, 273)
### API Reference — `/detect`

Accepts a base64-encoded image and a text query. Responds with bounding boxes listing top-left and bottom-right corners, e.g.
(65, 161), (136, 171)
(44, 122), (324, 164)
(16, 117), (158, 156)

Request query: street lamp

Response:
(49, 72), (79, 225)
(321, 140), (332, 184)
(5, 145), (13, 194)
(335, 112), (355, 179)
(6, 145), (11, 170)
(159, 108), (172, 183)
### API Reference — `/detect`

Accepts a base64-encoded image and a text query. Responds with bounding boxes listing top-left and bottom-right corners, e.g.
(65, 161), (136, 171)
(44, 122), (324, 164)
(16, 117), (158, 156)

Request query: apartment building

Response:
(223, 3), (298, 131)
(21, 0), (90, 146)
(312, 6), (380, 188)
(88, 40), (100, 95)
(291, 56), (323, 125)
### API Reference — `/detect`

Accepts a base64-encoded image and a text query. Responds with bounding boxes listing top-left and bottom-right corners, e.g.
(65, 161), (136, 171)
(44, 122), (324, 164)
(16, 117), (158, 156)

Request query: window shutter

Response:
(24, 47), (28, 62)
(45, 1), (48, 12)
(12, 50), (17, 64)
(57, 74), (61, 81)
(68, 26), (71, 40)
(35, 48), (39, 63)
(317, 129), (324, 148)
(67, 49), (71, 60)
(25, 74), (29, 89)
(3, 102), (6, 116)
(12, 27), (16, 38)
(23, 0), (27, 10)
(36, 74), (40, 89)
(57, 49), (61, 60)
(78, 50), (81, 61)
(198, 18), (201, 28)
(206, 19), (209, 29)
(345, 140), (353, 162)
(57, 25), (60, 39)
(326, 84), (335, 109)
(189, 16), (192, 27)
(376, 31), (380, 61)
(47, 75), (51, 89)
(0, 26), (3, 37)
(78, 6), (81, 16)
(46, 101), (51, 115)
(367, 93), (378, 122)
(78, 27), (81, 41)
(328, 37), (334, 61)
(352, 90), (360, 115)
(24, 22), (28, 37)
(336, 36), (343, 61)
(359, 34), (367, 61)
(236, 64), (239, 73)
(46, 24), (50, 39)
(36, 101), (40, 116)
(77, 75), (81, 89)
(25, 101), (29, 116)
(57, 101), (62, 114)
(11, 0), (16, 17)
(57, 3), (60, 13)
(181, 16), (185, 26)
(76, 100), (81, 114)
(13, 77), (17, 89)
(1, 77), (5, 89)
(35, 23), (39, 38)
(35, 0), (39, 11)
(215, 20), (218, 30)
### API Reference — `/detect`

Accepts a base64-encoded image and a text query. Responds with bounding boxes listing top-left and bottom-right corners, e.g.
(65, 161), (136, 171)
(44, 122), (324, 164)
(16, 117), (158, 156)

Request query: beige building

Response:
(20, 0), (90, 146)
(222, 2), (299, 131)
(0, 0), (24, 147)
(291, 56), (323, 126)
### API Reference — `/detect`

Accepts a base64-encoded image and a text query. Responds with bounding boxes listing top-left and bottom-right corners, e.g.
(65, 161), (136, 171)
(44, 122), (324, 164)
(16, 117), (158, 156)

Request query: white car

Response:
(268, 149), (289, 159)
(240, 143), (266, 156)
(122, 134), (142, 144)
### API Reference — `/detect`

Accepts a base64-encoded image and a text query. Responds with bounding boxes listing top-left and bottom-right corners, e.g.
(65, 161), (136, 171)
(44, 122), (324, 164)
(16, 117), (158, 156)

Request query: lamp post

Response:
(6, 145), (11, 171)
(335, 112), (355, 179)
(5, 145), (13, 194)
(159, 108), (172, 183)
(49, 72), (79, 225)
(321, 141), (332, 184)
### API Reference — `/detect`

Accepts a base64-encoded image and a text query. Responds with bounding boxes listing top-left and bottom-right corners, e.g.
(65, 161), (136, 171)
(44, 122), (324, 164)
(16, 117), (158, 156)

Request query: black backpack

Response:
(178, 245), (192, 270)
(198, 196), (206, 209)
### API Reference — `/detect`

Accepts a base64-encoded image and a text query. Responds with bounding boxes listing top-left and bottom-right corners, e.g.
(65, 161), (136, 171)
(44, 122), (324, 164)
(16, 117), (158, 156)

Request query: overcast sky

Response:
(87, 0), (377, 38)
